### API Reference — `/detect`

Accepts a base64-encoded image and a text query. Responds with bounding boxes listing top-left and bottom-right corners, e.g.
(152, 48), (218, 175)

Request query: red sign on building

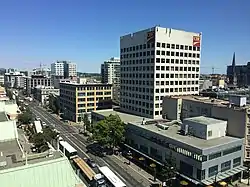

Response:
(147, 31), (155, 43)
(193, 36), (201, 47)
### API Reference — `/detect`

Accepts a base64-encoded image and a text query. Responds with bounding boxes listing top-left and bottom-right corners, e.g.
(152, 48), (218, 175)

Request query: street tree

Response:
(43, 127), (58, 143)
(92, 114), (125, 148)
(83, 113), (91, 132)
(49, 95), (60, 114)
(18, 110), (33, 124)
(158, 152), (177, 185)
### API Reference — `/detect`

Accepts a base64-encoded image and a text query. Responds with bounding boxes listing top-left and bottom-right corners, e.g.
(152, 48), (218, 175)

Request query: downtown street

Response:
(29, 103), (150, 187)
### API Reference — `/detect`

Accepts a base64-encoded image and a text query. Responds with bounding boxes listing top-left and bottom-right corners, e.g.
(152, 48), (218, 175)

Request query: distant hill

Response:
(77, 72), (101, 77)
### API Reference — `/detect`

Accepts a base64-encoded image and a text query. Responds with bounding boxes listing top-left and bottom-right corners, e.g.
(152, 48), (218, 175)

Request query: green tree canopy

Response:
(83, 113), (91, 131)
(49, 95), (60, 114)
(18, 110), (33, 124)
(92, 114), (125, 148)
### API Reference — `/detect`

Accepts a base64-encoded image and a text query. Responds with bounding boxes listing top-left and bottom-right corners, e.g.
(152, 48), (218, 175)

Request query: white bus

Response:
(59, 141), (77, 159)
(98, 166), (126, 187)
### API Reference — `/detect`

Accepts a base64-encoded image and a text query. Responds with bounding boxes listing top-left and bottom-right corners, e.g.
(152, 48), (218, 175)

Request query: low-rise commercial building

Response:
(0, 111), (85, 187)
(0, 100), (20, 120)
(60, 82), (112, 122)
(125, 116), (245, 186)
(162, 95), (250, 162)
(34, 86), (59, 106)
(91, 109), (150, 124)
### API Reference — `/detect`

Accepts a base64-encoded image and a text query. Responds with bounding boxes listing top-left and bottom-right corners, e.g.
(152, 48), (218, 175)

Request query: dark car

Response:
(86, 143), (105, 157)
(87, 158), (97, 168)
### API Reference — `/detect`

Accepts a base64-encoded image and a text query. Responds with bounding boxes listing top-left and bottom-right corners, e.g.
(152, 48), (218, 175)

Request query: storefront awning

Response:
(202, 165), (247, 185)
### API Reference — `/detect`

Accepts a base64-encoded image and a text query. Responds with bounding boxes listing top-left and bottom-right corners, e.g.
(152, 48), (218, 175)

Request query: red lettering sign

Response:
(193, 36), (200, 47)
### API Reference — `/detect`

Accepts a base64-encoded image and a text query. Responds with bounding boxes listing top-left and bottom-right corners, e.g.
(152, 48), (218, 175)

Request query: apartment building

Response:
(101, 57), (120, 104)
(0, 75), (4, 85)
(51, 61), (77, 78)
(33, 86), (59, 106)
(163, 95), (250, 161)
(51, 61), (65, 76)
(120, 26), (201, 119)
(65, 62), (77, 78)
(25, 75), (52, 95)
(125, 116), (245, 186)
(60, 82), (112, 122)
(4, 72), (25, 88)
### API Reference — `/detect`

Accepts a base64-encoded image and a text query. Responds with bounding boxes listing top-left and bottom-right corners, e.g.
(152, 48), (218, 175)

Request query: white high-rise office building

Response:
(51, 61), (77, 78)
(65, 62), (77, 77)
(101, 57), (120, 104)
(120, 26), (201, 119)
(51, 61), (65, 76)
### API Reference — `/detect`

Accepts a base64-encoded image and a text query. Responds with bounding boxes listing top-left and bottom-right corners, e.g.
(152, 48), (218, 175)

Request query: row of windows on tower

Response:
(121, 73), (199, 79)
(121, 51), (200, 59)
(121, 58), (200, 65)
(121, 86), (199, 94)
(120, 43), (200, 53)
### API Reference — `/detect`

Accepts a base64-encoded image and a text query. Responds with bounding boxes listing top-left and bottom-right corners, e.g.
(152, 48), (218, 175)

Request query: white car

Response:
(42, 122), (47, 126)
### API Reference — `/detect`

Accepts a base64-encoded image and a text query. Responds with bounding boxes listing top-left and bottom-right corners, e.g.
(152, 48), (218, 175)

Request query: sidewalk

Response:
(111, 154), (159, 187)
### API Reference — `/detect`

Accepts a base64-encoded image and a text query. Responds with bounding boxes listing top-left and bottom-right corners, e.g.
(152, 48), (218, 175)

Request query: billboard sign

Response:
(147, 31), (155, 43)
(193, 36), (201, 47)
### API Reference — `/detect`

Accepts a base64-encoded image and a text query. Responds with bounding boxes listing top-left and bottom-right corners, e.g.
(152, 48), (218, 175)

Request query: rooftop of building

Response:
(0, 140), (84, 187)
(129, 118), (240, 150)
(92, 109), (151, 124)
(168, 95), (250, 111)
(0, 112), (8, 122)
(60, 82), (112, 87)
(121, 26), (201, 38)
(184, 116), (225, 126)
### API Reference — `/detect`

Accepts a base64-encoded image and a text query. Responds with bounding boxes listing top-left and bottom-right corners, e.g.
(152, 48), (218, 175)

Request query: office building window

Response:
(221, 160), (231, 172)
(208, 130), (212, 137)
(208, 165), (218, 177)
(196, 169), (205, 180)
(233, 157), (241, 167)
(209, 152), (221, 160)
(223, 146), (241, 156)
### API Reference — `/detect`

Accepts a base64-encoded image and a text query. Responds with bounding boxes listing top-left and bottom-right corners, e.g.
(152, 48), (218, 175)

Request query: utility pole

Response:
(212, 66), (215, 75)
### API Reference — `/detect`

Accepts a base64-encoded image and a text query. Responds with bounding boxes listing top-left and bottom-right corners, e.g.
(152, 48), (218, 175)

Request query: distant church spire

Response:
(232, 52), (236, 68)
(232, 52), (237, 86)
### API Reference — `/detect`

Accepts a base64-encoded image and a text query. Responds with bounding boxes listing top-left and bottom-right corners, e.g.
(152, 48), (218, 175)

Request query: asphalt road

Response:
(29, 103), (145, 187)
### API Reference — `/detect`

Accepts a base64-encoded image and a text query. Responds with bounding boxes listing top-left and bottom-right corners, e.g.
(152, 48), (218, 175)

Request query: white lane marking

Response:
(32, 106), (128, 184)
(63, 136), (90, 159)
(69, 135), (127, 183)
(113, 155), (151, 182)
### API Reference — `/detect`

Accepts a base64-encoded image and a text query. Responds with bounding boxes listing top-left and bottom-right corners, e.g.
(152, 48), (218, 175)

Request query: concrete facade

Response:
(25, 75), (52, 95)
(120, 26), (201, 119)
(33, 86), (59, 106)
(125, 117), (245, 185)
(162, 95), (250, 162)
(60, 82), (112, 122)
(101, 57), (120, 104)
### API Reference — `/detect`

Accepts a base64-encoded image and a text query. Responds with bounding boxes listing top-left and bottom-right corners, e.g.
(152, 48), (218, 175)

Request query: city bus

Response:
(59, 141), (77, 159)
(98, 166), (126, 187)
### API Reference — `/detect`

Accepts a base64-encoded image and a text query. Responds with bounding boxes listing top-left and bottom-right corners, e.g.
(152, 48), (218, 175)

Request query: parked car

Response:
(86, 158), (97, 168)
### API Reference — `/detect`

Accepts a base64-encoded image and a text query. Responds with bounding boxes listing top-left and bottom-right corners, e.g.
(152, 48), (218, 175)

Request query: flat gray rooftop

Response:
(0, 140), (63, 170)
(184, 116), (226, 126)
(93, 109), (150, 123)
(130, 121), (240, 150)
(0, 112), (8, 122)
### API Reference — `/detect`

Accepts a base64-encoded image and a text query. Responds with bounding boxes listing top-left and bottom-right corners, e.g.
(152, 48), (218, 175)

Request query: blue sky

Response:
(0, 0), (249, 73)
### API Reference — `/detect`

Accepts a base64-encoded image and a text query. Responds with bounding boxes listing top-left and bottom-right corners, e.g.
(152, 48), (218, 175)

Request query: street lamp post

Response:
(150, 163), (157, 182)
(214, 170), (221, 187)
